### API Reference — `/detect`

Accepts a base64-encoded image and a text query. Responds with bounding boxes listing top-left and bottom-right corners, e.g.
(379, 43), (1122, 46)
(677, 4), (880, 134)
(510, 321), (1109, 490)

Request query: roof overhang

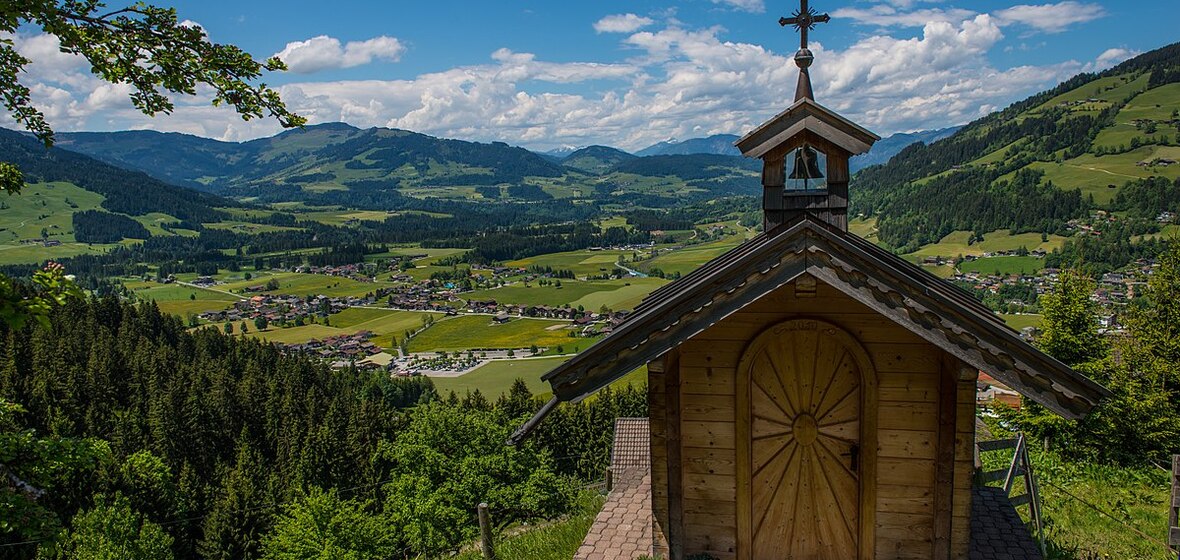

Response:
(509, 216), (1109, 444)
(736, 98), (881, 158)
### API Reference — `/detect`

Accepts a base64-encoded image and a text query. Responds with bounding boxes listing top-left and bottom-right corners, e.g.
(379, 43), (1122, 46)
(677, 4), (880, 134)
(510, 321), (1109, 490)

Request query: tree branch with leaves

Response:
(0, 0), (304, 328)
(0, 0), (306, 195)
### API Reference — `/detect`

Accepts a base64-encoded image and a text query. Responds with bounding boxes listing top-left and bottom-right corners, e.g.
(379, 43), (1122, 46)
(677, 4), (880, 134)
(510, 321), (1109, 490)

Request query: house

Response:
(510, 12), (1107, 560)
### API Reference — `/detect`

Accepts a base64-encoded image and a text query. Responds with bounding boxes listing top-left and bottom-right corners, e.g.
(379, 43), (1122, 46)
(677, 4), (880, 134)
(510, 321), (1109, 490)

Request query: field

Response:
(507, 249), (633, 277)
(999, 313), (1043, 331)
(1030, 74), (1147, 114)
(638, 235), (747, 277)
(327, 308), (440, 347)
(129, 283), (239, 316)
(408, 315), (581, 352)
(430, 357), (646, 398)
(217, 272), (398, 298)
(365, 247), (467, 263)
(569, 277), (666, 311)
(908, 230), (1067, 259)
(0, 181), (103, 244)
(464, 281), (612, 308)
(958, 256), (1045, 276)
(300, 209), (395, 225)
(465, 277), (666, 311)
(847, 217), (879, 243)
(202, 221), (304, 234)
(1031, 148), (1180, 205)
(430, 357), (567, 396)
(246, 324), (345, 344)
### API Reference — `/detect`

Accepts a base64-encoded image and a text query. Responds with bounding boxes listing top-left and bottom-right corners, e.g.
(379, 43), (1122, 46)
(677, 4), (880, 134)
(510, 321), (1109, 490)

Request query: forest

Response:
(0, 296), (645, 559)
(72, 210), (152, 243)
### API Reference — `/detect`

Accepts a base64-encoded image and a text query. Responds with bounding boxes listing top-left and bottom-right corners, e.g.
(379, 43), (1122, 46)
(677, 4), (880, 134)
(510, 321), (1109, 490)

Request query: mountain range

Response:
(0, 40), (1175, 257)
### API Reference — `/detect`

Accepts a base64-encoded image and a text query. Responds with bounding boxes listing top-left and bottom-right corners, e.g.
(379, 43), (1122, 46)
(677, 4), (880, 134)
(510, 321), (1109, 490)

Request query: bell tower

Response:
(734, 0), (879, 232)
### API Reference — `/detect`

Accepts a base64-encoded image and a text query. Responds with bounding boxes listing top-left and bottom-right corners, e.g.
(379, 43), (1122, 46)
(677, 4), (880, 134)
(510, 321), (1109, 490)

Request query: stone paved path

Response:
(575, 418), (654, 560)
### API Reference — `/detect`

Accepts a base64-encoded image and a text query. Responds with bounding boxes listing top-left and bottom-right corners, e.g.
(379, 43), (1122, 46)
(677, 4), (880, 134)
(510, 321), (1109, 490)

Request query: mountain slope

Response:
(849, 127), (960, 173)
(561, 145), (635, 175)
(60, 123), (565, 196)
(0, 127), (230, 222)
(851, 41), (1180, 252)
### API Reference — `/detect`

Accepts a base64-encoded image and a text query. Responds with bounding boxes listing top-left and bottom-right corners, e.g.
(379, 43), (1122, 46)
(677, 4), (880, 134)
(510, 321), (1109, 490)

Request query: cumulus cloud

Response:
(834, 5), (979, 28)
(0, 7), (1128, 151)
(1087, 47), (1136, 72)
(837, 1), (1105, 33)
(711, 0), (764, 13)
(993, 2), (1106, 33)
(594, 13), (654, 34)
(273, 35), (405, 73)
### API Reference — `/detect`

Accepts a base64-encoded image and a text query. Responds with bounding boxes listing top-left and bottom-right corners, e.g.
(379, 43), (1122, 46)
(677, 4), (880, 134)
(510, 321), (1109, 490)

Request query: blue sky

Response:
(7, 0), (1176, 150)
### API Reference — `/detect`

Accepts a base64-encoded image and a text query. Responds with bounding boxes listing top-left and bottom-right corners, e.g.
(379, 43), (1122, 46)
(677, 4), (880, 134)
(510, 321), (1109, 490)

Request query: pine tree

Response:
(1037, 270), (1105, 366)
(198, 441), (269, 560)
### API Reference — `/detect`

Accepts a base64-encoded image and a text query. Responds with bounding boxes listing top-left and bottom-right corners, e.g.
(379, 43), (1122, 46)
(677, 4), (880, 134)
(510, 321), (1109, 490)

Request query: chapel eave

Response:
(510, 215), (1109, 444)
(735, 97), (881, 158)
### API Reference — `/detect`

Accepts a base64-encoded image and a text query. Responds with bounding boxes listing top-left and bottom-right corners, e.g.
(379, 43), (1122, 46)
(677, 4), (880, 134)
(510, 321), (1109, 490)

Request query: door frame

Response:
(734, 318), (878, 560)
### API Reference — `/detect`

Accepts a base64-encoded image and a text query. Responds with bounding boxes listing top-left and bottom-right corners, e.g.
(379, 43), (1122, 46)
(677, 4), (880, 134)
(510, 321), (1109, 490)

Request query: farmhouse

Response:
(510, 5), (1108, 559)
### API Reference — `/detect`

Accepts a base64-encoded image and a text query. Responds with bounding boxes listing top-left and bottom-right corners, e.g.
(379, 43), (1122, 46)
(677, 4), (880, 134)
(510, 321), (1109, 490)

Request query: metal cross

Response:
(779, 0), (830, 50)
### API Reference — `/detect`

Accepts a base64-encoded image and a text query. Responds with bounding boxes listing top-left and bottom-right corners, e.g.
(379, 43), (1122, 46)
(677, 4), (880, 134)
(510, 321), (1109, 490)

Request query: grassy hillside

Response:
(852, 42), (1180, 254)
(55, 124), (763, 207)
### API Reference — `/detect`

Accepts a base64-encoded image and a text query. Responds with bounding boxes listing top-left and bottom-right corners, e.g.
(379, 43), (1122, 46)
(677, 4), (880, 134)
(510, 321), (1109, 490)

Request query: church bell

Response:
(788, 145), (824, 180)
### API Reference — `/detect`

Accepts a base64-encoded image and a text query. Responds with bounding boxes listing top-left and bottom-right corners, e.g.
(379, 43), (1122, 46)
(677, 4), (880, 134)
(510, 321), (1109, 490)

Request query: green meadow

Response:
(130, 283), (239, 317)
(408, 315), (580, 353)
(638, 235), (747, 277)
(958, 256), (1045, 276)
(464, 277), (666, 311)
(999, 314), (1044, 331)
(907, 230), (1067, 259)
(507, 249), (634, 277)
(245, 324), (345, 344)
(430, 357), (646, 399)
(217, 271), (398, 298)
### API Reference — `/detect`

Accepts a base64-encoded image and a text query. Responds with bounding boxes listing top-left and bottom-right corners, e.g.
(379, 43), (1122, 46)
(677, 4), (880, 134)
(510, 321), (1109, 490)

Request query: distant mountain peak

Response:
(635, 134), (742, 157)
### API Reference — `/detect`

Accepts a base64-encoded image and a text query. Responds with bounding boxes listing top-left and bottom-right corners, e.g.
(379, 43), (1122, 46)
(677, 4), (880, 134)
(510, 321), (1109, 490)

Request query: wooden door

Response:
(736, 319), (876, 560)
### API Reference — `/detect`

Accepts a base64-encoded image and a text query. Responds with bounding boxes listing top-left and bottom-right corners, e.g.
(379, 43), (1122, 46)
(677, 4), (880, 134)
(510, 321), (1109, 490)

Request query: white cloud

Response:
(711, 0), (765, 13)
(993, 2), (1106, 33)
(1, 9), (1127, 151)
(1087, 47), (1137, 72)
(594, 13), (654, 34)
(834, 5), (979, 28)
(273, 35), (405, 73)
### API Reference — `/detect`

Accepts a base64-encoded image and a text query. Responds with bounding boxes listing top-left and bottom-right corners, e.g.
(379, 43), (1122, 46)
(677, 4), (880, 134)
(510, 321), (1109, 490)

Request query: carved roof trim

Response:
(509, 215), (1109, 444)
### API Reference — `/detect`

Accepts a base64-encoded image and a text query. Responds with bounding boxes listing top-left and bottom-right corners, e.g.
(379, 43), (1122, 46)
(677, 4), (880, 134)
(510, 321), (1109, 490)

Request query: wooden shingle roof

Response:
(735, 97), (880, 158)
(509, 215), (1109, 444)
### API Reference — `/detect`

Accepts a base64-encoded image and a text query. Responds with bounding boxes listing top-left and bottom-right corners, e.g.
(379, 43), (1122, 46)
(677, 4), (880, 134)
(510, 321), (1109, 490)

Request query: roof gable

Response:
(735, 98), (881, 159)
(532, 216), (1107, 422)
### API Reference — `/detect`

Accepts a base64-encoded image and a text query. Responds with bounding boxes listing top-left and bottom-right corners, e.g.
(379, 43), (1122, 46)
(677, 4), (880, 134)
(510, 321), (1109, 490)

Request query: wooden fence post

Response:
(478, 502), (496, 559)
(1169, 455), (1180, 560)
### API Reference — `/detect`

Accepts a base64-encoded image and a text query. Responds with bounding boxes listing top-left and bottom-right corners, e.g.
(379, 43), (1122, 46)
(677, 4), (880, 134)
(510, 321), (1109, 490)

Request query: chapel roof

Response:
(509, 214), (1109, 444)
(735, 97), (880, 158)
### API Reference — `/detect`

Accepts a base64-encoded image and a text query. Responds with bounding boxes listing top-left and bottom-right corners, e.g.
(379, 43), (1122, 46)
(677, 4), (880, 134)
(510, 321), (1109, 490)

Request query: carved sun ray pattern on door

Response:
(750, 326), (861, 559)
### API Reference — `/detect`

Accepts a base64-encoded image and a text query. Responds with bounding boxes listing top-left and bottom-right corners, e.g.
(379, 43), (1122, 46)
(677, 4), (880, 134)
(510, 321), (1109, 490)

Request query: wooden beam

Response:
(932, 355), (959, 559)
(665, 349), (685, 560)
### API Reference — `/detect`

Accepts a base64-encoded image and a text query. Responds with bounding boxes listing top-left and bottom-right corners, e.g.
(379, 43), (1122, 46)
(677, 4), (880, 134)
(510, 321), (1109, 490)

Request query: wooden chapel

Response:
(509, 2), (1109, 559)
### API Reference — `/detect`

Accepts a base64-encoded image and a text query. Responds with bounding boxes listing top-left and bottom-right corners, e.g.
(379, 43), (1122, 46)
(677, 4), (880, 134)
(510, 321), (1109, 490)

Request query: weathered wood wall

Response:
(648, 276), (976, 559)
